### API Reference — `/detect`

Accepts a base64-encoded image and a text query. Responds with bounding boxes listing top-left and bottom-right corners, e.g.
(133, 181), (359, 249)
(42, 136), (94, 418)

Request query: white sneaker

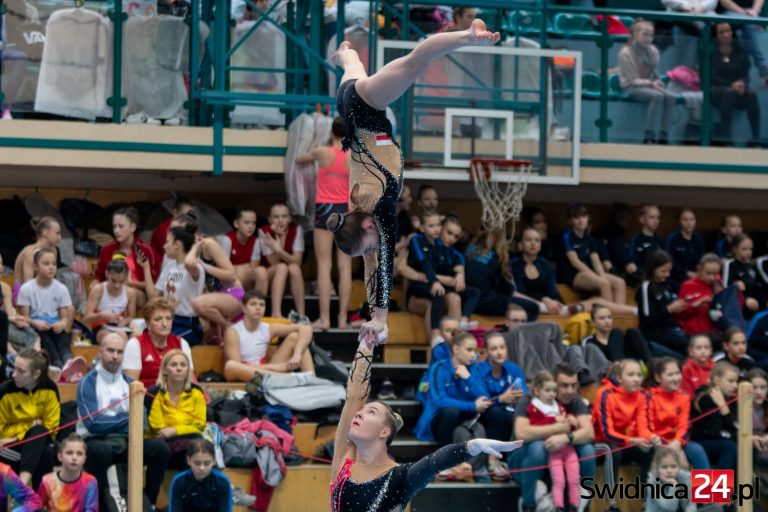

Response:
(459, 320), (479, 330)
(124, 113), (146, 124)
(48, 365), (62, 382)
(145, 117), (162, 126)
(163, 117), (182, 126)
(232, 486), (256, 506)
(1, 110), (12, 120)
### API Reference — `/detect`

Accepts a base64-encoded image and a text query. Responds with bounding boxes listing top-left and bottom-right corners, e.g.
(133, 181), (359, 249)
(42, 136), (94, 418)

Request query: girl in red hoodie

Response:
(681, 334), (715, 396)
(592, 359), (654, 481)
(643, 357), (710, 470)
(675, 253), (723, 336)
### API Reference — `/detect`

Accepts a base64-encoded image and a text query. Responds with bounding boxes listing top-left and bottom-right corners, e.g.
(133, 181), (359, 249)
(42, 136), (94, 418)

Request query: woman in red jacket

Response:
(93, 207), (160, 308)
(642, 357), (710, 470)
(675, 253), (723, 336)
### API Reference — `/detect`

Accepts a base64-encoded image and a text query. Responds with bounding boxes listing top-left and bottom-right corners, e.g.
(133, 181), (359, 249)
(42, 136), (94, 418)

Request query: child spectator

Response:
(258, 203), (306, 321)
(146, 350), (206, 469)
(0, 462), (42, 510)
(0, 350), (59, 488)
(37, 433), (98, 512)
(638, 250), (690, 358)
(465, 230), (540, 321)
(521, 207), (554, 263)
(559, 204), (626, 305)
(594, 202), (632, 275)
(676, 253), (722, 336)
(144, 221), (205, 345)
(681, 334), (715, 395)
(403, 210), (479, 342)
(642, 358), (710, 470)
(592, 359), (654, 480)
(83, 258), (137, 344)
(222, 291), (314, 382)
(151, 195), (195, 259)
(583, 304), (654, 363)
(716, 214), (743, 259)
(665, 208), (706, 293)
(618, 20), (676, 144)
(527, 371), (580, 512)
(431, 317), (461, 363)
(723, 234), (766, 318)
(416, 185), (439, 212)
(626, 204), (663, 285)
(295, 117), (352, 330)
(645, 447), (696, 512)
(690, 360), (739, 470)
(713, 326), (755, 378)
(13, 216), (62, 300)
(748, 368), (768, 487)
(169, 438), (233, 512)
(94, 207), (159, 308)
(16, 248), (81, 375)
(219, 209), (268, 294)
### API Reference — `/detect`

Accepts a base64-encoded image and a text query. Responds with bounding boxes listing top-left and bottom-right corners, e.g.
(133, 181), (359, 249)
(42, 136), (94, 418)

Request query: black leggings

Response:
(431, 406), (513, 447)
(408, 283), (481, 329)
(0, 310), (8, 382)
(712, 87), (760, 141)
(5, 425), (54, 490)
(37, 328), (72, 368)
(475, 291), (540, 321)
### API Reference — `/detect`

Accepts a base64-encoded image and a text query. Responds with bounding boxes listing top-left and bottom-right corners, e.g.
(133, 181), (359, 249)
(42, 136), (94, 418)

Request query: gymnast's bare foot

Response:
(331, 40), (352, 66)
(466, 19), (501, 46)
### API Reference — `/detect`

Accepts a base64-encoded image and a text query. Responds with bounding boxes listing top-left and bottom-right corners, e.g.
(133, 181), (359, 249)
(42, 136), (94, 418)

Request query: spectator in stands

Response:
(676, 253), (723, 336)
(151, 195), (194, 260)
(723, 234), (767, 318)
(465, 229), (540, 321)
(37, 433), (98, 512)
(444, 7), (477, 32)
(0, 463), (41, 510)
(714, 326), (755, 378)
(144, 220), (205, 345)
(711, 22), (762, 147)
(618, 20), (676, 144)
(681, 334), (715, 395)
(123, 298), (194, 387)
(416, 185), (439, 213)
(509, 363), (596, 512)
(583, 304), (654, 363)
(223, 290), (314, 382)
(716, 214), (743, 259)
(219, 209), (267, 294)
(637, 250), (690, 358)
(13, 216), (61, 301)
(503, 303), (528, 331)
(747, 368), (768, 486)
(94, 207), (159, 309)
(77, 332), (171, 510)
(521, 207), (555, 263)
(430, 317), (461, 362)
(643, 357), (710, 470)
(402, 210), (480, 343)
(512, 227), (637, 316)
(592, 359), (654, 484)
(626, 204), (663, 286)
(594, 202), (632, 276)
(665, 207), (706, 293)
(558, 204), (627, 305)
(0, 259), (40, 365)
(84, 258), (137, 344)
(17, 248), (81, 375)
(718, 1), (768, 79)
(0, 349), (58, 488)
(396, 185), (414, 250)
(295, 118), (352, 330)
(645, 447), (697, 512)
(690, 360), (739, 471)
(146, 350), (206, 469)
(257, 203), (307, 321)
(169, 439), (233, 512)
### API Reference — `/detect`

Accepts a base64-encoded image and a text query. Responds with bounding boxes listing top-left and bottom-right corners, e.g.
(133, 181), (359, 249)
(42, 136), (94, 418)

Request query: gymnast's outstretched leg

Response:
(334, 19), (500, 111)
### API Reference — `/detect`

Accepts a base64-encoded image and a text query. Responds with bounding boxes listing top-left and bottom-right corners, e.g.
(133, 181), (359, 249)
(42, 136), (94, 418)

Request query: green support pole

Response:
(0, 1), (5, 106)
(309, 0), (323, 96)
(286, 0), (295, 97)
(108, 0), (127, 123)
(597, 16), (610, 143)
(212, 0), (229, 175)
(401, 0), (412, 159)
(538, 1), (549, 170)
(189, 0), (200, 125)
(700, 20), (712, 147)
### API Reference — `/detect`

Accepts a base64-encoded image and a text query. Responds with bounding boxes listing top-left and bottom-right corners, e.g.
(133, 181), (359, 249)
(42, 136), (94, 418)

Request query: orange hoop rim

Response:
(468, 158), (533, 181)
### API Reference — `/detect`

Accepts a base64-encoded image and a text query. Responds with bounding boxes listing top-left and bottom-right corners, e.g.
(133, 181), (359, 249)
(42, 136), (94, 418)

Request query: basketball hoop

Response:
(468, 158), (532, 240)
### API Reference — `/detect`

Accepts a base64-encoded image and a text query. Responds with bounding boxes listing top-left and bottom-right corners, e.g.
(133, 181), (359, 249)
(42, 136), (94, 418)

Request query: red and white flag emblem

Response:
(375, 134), (393, 146)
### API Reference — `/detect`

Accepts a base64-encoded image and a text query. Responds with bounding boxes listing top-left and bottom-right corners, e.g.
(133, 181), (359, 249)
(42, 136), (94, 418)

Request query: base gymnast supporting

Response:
(330, 330), (521, 512)
(327, 19), (501, 345)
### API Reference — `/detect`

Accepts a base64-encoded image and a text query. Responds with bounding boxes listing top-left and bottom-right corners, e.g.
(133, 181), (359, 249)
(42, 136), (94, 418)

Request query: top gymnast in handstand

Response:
(328, 19), (500, 344)
(330, 330), (521, 512)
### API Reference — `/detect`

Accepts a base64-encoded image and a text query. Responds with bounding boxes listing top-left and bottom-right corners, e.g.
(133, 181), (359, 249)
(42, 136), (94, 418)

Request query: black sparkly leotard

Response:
(330, 443), (470, 512)
(337, 79), (403, 310)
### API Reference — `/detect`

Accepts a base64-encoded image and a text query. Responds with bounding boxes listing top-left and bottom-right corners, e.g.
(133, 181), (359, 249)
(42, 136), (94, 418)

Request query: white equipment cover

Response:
(35, 8), (112, 120)
(230, 20), (285, 126)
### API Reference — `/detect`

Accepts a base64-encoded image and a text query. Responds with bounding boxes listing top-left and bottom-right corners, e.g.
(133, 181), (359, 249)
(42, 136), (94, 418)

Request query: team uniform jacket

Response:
(0, 379), (60, 440)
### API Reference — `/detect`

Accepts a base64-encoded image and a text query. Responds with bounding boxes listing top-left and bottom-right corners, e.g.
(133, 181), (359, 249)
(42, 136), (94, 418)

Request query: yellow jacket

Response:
(0, 380), (60, 440)
(145, 384), (206, 438)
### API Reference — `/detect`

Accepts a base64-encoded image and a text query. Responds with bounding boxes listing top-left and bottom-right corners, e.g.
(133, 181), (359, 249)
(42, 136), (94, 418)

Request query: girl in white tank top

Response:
(83, 258), (137, 342)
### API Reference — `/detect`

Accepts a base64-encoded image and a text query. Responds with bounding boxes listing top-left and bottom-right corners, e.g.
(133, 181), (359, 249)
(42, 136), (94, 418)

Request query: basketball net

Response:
(470, 159), (532, 241)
